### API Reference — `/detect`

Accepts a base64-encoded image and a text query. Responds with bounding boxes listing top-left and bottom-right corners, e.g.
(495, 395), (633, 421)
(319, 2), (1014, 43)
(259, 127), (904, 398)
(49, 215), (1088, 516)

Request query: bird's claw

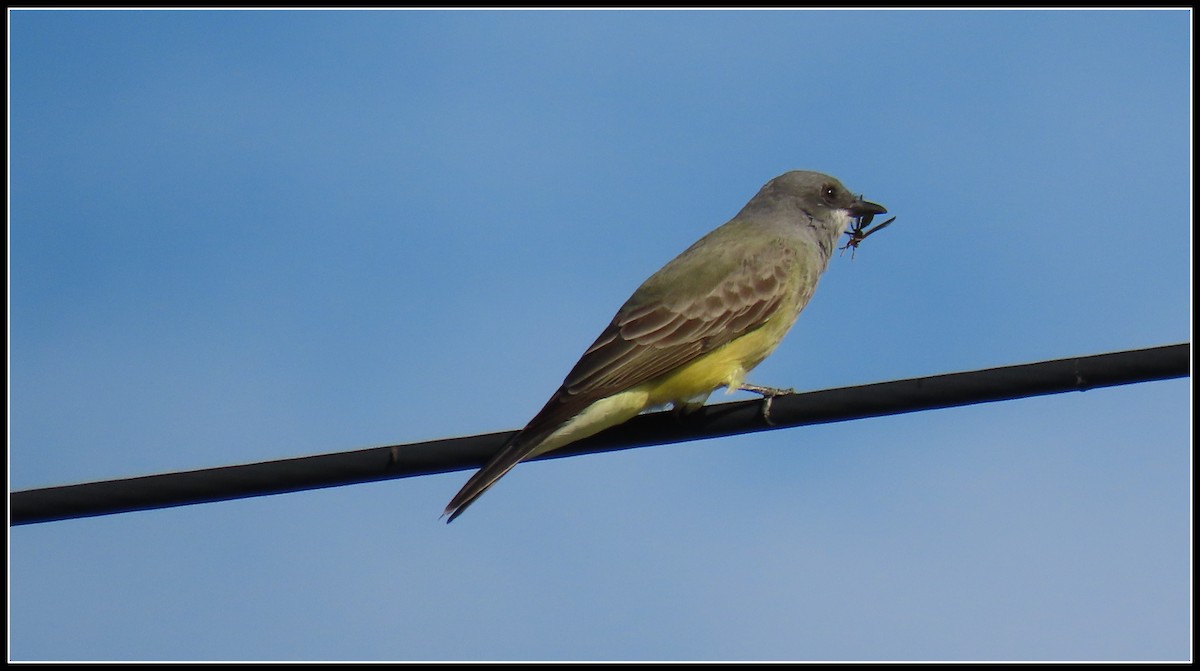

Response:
(737, 383), (795, 426)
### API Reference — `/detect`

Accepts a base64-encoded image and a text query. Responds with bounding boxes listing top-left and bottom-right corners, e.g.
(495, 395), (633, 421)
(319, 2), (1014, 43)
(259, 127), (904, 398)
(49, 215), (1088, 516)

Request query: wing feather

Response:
(563, 241), (795, 397)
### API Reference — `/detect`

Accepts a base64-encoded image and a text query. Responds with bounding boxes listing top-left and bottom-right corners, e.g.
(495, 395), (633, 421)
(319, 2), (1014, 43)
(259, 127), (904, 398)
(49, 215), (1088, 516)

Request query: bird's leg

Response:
(737, 383), (794, 426)
(671, 399), (706, 421)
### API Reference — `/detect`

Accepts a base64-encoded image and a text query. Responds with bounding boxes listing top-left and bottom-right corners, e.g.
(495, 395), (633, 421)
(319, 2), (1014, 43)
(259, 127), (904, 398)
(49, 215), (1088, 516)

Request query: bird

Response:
(443, 170), (887, 522)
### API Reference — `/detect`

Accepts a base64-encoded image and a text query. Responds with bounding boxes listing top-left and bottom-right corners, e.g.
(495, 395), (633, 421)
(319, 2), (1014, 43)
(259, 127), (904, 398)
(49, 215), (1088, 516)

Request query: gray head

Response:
(738, 170), (886, 229)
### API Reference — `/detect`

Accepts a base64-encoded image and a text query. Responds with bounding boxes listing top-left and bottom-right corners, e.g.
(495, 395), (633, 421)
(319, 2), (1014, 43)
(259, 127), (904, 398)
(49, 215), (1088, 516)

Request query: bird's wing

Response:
(561, 241), (796, 399)
(443, 237), (801, 522)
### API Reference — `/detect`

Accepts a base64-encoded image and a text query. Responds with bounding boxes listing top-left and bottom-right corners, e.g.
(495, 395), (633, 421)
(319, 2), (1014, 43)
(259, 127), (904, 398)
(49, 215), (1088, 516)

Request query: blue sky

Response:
(8, 8), (1191, 662)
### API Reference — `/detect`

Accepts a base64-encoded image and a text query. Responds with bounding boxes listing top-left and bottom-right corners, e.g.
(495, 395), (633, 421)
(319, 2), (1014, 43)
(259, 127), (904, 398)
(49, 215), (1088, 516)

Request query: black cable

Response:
(9, 343), (1189, 526)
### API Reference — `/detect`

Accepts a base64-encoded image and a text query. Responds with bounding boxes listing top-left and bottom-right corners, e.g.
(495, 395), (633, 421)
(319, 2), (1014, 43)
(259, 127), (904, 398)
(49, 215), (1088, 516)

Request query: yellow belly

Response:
(527, 315), (795, 459)
(641, 320), (788, 407)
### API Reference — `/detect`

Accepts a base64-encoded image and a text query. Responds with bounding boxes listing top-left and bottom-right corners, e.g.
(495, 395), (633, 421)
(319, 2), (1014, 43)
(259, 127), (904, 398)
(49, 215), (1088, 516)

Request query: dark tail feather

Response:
(441, 451), (519, 523)
(441, 429), (551, 523)
(442, 392), (593, 523)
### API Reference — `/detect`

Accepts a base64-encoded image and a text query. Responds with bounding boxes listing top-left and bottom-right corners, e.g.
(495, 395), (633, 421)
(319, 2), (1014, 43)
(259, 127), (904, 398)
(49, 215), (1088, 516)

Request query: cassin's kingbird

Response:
(444, 170), (887, 522)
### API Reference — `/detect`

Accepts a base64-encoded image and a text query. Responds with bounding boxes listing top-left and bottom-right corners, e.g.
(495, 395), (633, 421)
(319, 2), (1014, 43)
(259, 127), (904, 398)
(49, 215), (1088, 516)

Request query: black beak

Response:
(848, 197), (887, 218)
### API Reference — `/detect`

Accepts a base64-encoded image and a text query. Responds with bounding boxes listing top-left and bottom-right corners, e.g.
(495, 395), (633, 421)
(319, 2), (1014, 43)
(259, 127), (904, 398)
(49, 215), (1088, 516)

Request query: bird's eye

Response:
(821, 184), (838, 202)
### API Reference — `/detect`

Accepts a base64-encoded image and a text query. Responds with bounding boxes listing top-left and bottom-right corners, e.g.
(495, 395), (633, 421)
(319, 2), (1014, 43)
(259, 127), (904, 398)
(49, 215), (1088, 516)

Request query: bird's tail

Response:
(442, 393), (583, 523)
(441, 428), (553, 523)
(442, 389), (646, 522)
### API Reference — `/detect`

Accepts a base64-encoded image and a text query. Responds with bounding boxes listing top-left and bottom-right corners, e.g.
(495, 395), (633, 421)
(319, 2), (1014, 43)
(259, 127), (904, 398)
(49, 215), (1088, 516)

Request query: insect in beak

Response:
(840, 212), (897, 259)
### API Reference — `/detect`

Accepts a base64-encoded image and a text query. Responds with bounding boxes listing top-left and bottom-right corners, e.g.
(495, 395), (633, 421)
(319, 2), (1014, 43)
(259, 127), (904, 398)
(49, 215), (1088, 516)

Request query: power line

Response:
(9, 343), (1190, 526)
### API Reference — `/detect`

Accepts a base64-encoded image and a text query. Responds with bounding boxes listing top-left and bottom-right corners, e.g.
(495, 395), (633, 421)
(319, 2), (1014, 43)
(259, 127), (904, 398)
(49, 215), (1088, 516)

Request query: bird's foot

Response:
(737, 383), (794, 426)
